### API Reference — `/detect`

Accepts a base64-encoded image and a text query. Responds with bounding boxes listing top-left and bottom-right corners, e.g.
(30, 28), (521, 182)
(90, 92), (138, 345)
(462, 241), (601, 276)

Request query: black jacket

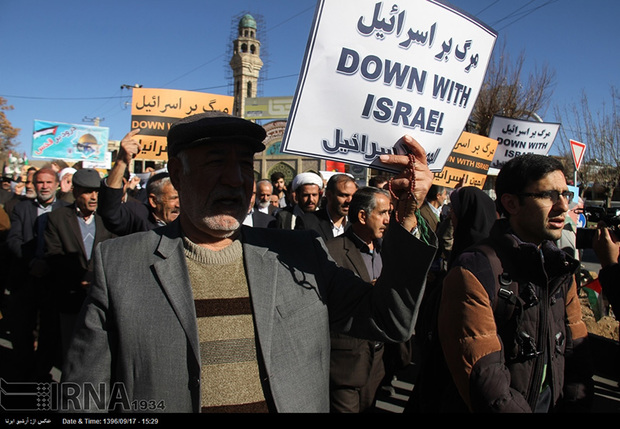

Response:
(98, 183), (160, 236)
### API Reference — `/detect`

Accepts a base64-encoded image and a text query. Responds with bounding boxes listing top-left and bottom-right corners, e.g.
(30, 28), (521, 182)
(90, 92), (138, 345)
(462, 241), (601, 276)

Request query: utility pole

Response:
(83, 116), (104, 127)
(121, 84), (143, 109)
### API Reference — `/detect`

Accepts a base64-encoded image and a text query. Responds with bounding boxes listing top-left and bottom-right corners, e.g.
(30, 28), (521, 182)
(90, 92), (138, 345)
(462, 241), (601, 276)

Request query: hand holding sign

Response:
(379, 135), (432, 233)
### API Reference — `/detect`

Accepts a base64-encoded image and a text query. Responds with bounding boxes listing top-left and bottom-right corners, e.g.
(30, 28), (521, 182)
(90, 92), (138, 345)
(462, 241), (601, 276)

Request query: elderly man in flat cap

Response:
(45, 168), (117, 366)
(61, 112), (437, 413)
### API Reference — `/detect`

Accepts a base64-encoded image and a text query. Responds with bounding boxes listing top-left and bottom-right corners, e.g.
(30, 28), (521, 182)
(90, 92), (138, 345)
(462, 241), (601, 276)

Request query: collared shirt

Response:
(327, 210), (346, 238)
(428, 201), (441, 220)
(243, 209), (254, 227)
(35, 198), (55, 217)
(347, 229), (383, 281)
(75, 206), (95, 225)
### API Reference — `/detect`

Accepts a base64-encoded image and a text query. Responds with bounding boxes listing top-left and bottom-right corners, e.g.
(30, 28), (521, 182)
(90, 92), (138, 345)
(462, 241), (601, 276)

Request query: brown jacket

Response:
(438, 219), (593, 412)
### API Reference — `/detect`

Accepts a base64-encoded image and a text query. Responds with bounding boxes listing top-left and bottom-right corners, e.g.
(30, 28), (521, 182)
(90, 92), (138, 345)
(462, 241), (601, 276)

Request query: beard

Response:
(185, 187), (249, 238)
(201, 214), (242, 238)
(36, 189), (54, 202)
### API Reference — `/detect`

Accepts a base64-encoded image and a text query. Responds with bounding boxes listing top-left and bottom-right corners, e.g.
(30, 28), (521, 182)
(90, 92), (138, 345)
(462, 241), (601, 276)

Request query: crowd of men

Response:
(0, 111), (617, 414)
(0, 157), (178, 383)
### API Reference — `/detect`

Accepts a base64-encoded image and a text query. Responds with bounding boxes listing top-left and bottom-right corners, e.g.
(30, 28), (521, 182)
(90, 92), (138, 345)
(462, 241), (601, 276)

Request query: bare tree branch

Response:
(554, 87), (620, 206)
(468, 41), (556, 137)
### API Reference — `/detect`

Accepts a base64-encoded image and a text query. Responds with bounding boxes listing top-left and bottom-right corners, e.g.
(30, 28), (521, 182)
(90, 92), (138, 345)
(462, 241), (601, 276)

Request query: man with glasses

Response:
(432, 154), (593, 413)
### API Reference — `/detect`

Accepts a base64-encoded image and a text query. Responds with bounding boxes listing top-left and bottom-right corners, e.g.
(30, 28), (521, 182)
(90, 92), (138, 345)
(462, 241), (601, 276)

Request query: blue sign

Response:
(31, 120), (109, 162)
(577, 213), (587, 229)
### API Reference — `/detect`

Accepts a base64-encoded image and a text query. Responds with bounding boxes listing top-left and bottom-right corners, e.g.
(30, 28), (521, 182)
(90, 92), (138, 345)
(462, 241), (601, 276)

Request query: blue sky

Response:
(1, 0), (618, 159)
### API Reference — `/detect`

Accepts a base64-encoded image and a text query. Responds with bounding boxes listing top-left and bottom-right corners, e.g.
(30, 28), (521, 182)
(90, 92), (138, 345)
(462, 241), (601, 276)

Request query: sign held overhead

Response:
(282, 0), (497, 173)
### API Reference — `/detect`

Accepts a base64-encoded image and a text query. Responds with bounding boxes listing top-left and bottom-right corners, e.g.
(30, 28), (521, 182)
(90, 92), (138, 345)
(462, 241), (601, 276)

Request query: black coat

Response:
(45, 204), (116, 313)
(98, 184), (159, 236)
(299, 209), (337, 242)
(250, 210), (276, 228)
(325, 229), (384, 388)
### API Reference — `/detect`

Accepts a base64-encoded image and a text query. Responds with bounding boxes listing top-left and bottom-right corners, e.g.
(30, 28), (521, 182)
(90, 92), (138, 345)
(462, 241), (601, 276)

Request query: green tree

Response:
(0, 96), (20, 161)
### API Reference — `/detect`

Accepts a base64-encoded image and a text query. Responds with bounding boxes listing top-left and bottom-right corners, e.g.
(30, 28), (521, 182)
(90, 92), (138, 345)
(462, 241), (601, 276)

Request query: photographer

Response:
(593, 222), (620, 317)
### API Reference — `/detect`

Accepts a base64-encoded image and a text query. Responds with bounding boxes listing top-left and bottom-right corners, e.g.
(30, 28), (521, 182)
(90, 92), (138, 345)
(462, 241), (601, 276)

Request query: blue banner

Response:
(31, 120), (109, 162)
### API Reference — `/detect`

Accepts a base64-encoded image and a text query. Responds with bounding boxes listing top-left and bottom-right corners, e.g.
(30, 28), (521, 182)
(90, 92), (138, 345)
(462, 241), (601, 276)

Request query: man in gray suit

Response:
(61, 112), (437, 413)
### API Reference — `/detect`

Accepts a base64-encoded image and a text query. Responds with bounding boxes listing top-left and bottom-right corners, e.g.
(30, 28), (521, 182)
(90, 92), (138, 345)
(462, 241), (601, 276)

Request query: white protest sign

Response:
(488, 115), (560, 169)
(282, 0), (497, 172)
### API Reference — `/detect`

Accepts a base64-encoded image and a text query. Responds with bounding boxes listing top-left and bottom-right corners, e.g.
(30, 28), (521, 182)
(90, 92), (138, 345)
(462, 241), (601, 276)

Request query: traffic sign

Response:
(570, 139), (586, 170)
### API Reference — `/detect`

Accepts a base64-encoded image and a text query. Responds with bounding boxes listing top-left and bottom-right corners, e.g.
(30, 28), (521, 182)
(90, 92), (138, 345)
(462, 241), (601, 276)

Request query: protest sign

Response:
(282, 0), (497, 172)
(433, 131), (498, 189)
(130, 88), (234, 161)
(31, 120), (109, 162)
(488, 115), (560, 169)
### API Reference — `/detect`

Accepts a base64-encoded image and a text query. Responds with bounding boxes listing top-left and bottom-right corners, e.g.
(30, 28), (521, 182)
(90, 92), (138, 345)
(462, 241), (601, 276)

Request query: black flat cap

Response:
(72, 168), (101, 189)
(167, 111), (266, 157)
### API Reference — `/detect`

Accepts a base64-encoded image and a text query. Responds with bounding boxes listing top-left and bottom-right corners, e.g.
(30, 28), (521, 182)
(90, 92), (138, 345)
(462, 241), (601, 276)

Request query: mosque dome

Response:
(239, 14), (257, 30)
(78, 134), (97, 144)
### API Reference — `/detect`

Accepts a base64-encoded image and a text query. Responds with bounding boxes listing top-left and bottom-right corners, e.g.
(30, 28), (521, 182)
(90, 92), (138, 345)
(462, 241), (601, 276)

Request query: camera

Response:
(575, 206), (620, 249)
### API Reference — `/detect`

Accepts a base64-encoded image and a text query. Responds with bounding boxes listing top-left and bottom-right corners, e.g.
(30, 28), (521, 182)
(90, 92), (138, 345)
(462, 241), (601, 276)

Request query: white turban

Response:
(291, 172), (324, 192)
(58, 167), (77, 180)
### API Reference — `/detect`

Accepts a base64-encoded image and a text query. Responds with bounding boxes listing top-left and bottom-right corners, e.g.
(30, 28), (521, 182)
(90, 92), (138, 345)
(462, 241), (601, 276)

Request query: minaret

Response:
(230, 14), (263, 118)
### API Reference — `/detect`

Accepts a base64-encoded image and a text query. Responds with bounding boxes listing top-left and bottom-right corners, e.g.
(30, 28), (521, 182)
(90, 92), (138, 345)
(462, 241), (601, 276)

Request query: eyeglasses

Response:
(518, 190), (574, 204)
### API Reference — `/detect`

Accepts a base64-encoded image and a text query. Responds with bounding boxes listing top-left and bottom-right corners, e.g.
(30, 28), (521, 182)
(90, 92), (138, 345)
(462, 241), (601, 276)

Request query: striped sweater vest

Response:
(182, 237), (268, 412)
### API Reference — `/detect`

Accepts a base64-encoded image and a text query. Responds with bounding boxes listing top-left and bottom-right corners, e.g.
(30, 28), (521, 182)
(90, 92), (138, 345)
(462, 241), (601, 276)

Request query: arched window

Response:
(268, 162), (296, 184)
(246, 81), (252, 98)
